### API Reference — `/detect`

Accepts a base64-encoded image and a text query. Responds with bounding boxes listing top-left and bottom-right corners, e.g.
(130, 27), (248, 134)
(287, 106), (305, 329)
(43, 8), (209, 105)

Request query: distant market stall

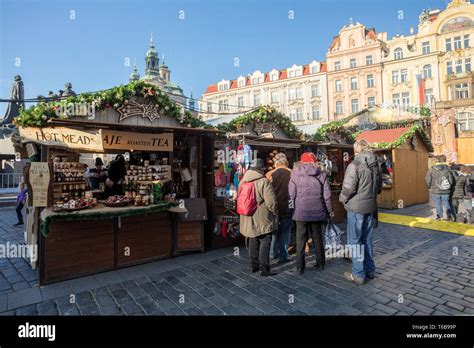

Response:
(14, 81), (219, 285)
(313, 107), (433, 210)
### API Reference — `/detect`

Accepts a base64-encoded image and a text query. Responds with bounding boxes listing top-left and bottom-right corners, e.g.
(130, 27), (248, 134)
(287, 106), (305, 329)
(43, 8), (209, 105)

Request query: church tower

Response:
(159, 56), (171, 82)
(129, 62), (140, 82)
(144, 32), (160, 78)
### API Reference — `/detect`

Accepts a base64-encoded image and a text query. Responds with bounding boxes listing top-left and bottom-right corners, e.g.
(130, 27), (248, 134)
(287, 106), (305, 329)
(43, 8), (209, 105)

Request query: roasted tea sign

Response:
(28, 163), (51, 207)
(19, 127), (103, 152)
(102, 130), (173, 152)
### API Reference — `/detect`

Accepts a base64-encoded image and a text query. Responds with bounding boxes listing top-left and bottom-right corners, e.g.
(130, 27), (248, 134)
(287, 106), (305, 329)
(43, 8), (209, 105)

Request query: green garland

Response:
(313, 109), (369, 142)
(16, 81), (211, 129)
(367, 125), (433, 152)
(41, 202), (176, 237)
(217, 105), (304, 140)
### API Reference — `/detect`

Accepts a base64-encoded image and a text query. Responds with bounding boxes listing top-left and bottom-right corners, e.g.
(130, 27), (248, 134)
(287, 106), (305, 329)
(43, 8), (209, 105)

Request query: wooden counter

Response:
(39, 204), (173, 284)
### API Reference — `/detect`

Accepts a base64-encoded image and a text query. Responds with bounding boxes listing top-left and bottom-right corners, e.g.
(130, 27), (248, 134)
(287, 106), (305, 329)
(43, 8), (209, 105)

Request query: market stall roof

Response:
(355, 127), (411, 144)
(355, 126), (433, 152)
(47, 118), (222, 134)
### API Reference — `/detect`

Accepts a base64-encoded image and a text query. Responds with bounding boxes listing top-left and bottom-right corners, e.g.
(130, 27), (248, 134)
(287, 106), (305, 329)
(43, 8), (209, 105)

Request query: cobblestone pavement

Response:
(0, 206), (473, 316)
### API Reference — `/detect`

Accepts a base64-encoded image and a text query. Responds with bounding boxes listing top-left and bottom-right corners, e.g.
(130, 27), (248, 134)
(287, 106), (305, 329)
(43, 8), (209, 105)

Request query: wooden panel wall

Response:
(457, 137), (474, 165)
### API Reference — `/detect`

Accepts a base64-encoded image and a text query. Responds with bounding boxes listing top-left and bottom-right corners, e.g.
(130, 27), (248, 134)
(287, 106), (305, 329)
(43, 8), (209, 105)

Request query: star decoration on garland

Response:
(117, 99), (161, 122)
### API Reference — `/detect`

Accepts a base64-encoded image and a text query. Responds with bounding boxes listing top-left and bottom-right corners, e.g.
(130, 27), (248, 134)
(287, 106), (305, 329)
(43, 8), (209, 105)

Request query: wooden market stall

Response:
(355, 126), (432, 209)
(15, 82), (219, 284)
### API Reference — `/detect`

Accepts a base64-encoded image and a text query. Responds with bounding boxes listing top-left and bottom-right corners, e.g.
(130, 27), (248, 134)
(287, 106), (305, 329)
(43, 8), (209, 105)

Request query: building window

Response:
(447, 61), (453, 75)
(218, 100), (229, 111)
(402, 92), (410, 109)
(456, 59), (463, 74)
(392, 93), (401, 105)
(454, 36), (462, 50)
(311, 66), (318, 74)
(219, 84), (228, 91)
(424, 89), (433, 105)
(464, 34), (470, 49)
(456, 83), (469, 99)
(422, 64), (432, 79)
(351, 99), (359, 113)
(367, 74), (374, 88)
(457, 112), (474, 131)
(367, 96), (376, 107)
(311, 84), (320, 97)
(289, 88), (296, 101)
(350, 58), (357, 68)
(253, 93), (261, 106)
(335, 80), (342, 92)
(334, 61), (341, 71)
(366, 55), (373, 65)
(335, 101), (343, 115)
(289, 109), (297, 121)
(401, 69), (408, 83)
(392, 70), (399, 84)
(446, 38), (452, 52)
(237, 97), (244, 107)
(238, 80), (245, 88)
(422, 41), (431, 55)
(207, 103), (212, 113)
(312, 105), (321, 119)
(271, 91), (278, 103)
(351, 77), (358, 90)
(394, 48), (403, 60)
(296, 87), (303, 99)
(466, 58), (471, 72)
(296, 107), (303, 121)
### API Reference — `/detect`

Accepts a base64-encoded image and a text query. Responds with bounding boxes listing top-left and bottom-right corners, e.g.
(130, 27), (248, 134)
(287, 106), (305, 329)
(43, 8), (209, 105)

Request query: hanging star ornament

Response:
(116, 99), (161, 122)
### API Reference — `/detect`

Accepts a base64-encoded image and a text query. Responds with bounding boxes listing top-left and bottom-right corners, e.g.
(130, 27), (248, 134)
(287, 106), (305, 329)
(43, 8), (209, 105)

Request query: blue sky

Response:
(0, 0), (452, 115)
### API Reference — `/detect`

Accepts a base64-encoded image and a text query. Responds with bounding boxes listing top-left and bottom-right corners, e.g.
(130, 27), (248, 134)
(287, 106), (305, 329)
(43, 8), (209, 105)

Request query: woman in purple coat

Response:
(288, 152), (333, 274)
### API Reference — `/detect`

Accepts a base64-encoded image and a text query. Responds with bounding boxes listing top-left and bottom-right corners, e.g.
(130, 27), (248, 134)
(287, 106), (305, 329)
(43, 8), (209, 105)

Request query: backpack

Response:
(437, 173), (451, 191)
(236, 180), (259, 216)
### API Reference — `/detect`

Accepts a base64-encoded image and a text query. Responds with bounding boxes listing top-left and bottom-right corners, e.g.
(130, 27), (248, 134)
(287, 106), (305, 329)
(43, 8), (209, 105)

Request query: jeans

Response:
(248, 232), (272, 273)
(453, 197), (472, 223)
(295, 221), (325, 272)
(270, 217), (292, 262)
(16, 202), (24, 224)
(347, 211), (375, 280)
(432, 194), (454, 219)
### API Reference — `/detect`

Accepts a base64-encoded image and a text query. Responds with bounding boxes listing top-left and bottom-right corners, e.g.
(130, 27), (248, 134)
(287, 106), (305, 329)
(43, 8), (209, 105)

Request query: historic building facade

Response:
(326, 21), (386, 120)
(199, 61), (329, 128)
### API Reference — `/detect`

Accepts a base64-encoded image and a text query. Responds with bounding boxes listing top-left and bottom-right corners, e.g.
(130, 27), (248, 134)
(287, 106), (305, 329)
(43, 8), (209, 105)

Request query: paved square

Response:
(0, 206), (473, 316)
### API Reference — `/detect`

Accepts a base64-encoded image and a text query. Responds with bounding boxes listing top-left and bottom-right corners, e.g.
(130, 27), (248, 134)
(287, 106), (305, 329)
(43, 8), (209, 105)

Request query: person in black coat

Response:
(104, 155), (126, 198)
(452, 166), (472, 224)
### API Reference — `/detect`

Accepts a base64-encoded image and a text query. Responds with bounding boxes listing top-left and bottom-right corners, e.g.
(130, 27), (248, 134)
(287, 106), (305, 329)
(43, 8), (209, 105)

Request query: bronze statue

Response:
(2, 75), (25, 126)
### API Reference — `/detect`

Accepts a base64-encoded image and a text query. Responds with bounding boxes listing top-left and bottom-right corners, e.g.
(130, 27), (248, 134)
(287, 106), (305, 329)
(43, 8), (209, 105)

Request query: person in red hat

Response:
(288, 152), (333, 274)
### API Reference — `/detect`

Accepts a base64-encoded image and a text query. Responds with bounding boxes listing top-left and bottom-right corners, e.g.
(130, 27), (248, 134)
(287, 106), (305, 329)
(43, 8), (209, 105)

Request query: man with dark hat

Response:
(85, 157), (107, 190)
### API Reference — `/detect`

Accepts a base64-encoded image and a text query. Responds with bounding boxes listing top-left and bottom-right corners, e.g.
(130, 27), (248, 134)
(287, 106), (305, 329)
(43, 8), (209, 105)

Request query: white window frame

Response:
(367, 74), (374, 88)
(350, 58), (357, 68)
(402, 92), (410, 109)
(447, 61), (453, 75)
(311, 84), (320, 97)
(424, 89), (433, 105)
(271, 91), (279, 103)
(456, 83), (469, 99)
(312, 105), (321, 119)
(296, 107), (303, 120)
(446, 38), (452, 52)
(401, 69), (408, 83)
(392, 70), (399, 84)
(366, 55), (373, 65)
(367, 96), (376, 107)
(351, 77), (358, 90)
(454, 36), (462, 50)
(253, 93), (261, 106)
(237, 97), (244, 108)
(335, 80), (342, 92)
(466, 58), (471, 72)
(464, 34), (470, 49)
(334, 61), (341, 71)
(457, 112), (474, 131)
(455, 59), (463, 74)
(422, 65), (432, 79)
(422, 41), (431, 55)
(394, 48), (403, 60)
(351, 99), (359, 113)
(335, 101), (343, 115)
(392, 93), (401, 105)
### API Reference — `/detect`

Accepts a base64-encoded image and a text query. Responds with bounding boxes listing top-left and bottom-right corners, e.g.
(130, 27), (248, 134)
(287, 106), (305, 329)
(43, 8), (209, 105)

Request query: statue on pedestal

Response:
(2, 75), (25, 126)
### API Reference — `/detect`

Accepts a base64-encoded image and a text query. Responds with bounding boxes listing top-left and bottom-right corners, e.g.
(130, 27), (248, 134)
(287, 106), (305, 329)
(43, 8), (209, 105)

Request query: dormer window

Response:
(288, 65), (303, 78)
(218, 81), (230, 91)
(394, 48), (403, 60)
(270, 73), (279, 81)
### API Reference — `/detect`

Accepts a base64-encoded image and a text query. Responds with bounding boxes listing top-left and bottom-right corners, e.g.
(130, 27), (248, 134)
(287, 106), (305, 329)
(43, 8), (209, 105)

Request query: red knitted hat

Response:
(300, 152), (317, 163)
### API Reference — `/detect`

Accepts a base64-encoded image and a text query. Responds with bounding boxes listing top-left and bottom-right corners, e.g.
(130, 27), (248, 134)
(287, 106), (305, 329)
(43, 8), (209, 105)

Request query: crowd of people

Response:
(238, 139), (382, 285)
(425, 154), (473, 224)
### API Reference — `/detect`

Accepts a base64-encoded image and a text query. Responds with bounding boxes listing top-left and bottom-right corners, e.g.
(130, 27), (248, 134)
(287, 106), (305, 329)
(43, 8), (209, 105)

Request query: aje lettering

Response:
(103, 134), (169, 148)
(36, 131), (93, 145)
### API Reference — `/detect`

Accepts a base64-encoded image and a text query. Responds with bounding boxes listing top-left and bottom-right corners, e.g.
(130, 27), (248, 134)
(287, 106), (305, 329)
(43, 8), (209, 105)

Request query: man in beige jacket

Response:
(239, 158), (279, 276)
